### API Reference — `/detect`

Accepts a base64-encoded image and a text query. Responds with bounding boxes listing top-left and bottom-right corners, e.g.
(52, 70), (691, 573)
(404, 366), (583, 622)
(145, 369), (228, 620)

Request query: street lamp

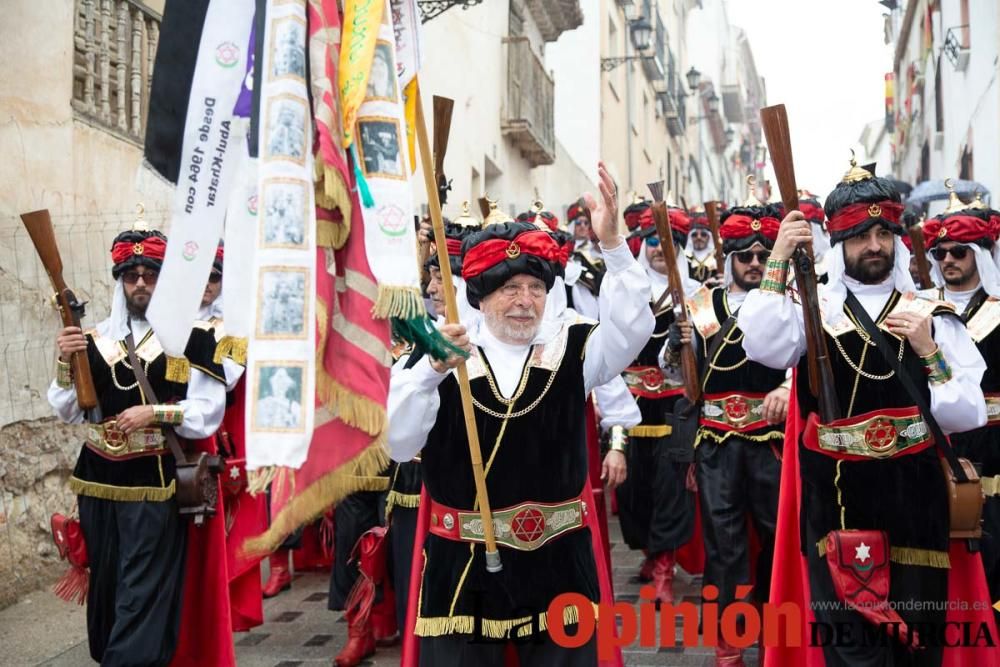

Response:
(706, 92), (720, 115)
(601, 17), (654, 71)
(685, 67), (701, 92)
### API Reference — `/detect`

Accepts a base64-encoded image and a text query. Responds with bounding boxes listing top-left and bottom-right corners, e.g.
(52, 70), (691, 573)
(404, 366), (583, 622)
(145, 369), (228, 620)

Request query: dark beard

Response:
(125, 294), (148, 318)
(845, 249), (893, 284)
(733, 268), (762, 291)
(942, 264), (976, 287)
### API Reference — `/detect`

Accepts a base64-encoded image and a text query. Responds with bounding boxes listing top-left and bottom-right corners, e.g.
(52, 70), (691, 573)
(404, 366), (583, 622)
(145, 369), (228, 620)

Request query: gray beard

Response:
(484, 309), (539, 345)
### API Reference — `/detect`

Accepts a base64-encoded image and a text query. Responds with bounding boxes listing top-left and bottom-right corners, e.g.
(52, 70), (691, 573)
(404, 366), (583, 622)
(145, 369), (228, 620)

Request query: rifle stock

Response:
(759, 105), (840, 423)
(20, 209), (97, 410)
(432, 95), (454, 207)
(705, 201), (725, 275)
(908, 224), (933, 288)
(650, 201), (701, 403)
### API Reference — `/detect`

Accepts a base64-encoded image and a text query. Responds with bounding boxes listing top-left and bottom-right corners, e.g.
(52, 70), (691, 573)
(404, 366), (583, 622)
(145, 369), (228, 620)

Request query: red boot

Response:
(371, 585), (399, 647)
(262, 550), (292, 598)
(715, 638), (745, 666)
(651, 550), (676, 604)
(333, 609), (375, 667)
(638, 550), (655, 582)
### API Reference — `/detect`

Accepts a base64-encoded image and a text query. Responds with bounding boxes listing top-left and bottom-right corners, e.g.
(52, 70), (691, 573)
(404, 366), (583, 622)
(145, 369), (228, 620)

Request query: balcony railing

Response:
(502, 37), (555, 167)
(72, 0), (161, 145)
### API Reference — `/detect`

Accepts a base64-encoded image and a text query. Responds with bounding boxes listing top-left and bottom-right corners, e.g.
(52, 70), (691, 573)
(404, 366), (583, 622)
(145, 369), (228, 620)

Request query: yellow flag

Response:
(339, 0), (384, 148)
(403, 79), (418, 172)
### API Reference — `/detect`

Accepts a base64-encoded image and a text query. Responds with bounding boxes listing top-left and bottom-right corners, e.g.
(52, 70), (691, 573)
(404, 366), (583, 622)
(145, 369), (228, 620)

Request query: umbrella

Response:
(884, 177), (912, 196)
(906, 178), (990, 209)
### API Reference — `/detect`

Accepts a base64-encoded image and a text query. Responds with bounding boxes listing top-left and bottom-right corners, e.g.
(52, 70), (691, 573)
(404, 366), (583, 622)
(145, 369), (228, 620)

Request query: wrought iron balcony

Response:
(502, 37), (555, 167)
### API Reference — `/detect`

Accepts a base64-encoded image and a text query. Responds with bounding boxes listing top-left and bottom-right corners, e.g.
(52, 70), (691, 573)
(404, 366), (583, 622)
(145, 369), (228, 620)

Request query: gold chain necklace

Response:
(110, 358), (147, 391)
(832, 331), (903, 381)
(473, 351), (560, 420)
(707, 331), (748, 372)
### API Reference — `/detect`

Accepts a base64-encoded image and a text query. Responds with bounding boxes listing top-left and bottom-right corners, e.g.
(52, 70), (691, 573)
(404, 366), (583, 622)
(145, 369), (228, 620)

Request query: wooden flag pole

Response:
(413, 80), (502, 572)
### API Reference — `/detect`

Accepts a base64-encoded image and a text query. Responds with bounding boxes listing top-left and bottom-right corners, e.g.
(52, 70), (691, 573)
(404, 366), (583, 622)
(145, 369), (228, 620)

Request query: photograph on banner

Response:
(365, 41), (398, 102)
(358, 117), (404, 179)
(265, 95), (308, 163)
(262, 178), (309, 247)
(270, 15), (306, 80)
(252, 362), (306, 431)
(257, 267), (308, 338)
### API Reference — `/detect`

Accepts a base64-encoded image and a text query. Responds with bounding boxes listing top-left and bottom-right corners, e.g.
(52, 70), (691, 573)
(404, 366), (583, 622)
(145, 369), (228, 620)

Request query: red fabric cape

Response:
(221, 379), (267, 632)
(169, 436), (236, 667)
(765, 371), (1000, 666)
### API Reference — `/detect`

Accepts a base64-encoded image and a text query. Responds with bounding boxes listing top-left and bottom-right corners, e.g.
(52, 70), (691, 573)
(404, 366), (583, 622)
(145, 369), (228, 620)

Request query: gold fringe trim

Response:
(629, 424), (673, 438)
(164, 356), (190, 383)
(213, 335), (248, 365)
(349, 475), (390, 492)
(69, 476), (176, 502)
(315, 372), (387, 437)
(816, 539), (951, 569)
(247, 466), (278, 496)
(315, 160), (352, 249)
(241, 435), (390, 556)
(386, 490), (421, 510)
(414, 602), (596, 639)
(694, 428), (785, 448)
(371, 285), (425, 320)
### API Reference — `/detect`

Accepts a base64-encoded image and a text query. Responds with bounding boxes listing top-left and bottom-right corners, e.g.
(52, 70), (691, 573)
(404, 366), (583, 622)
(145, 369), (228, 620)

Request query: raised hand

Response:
(582, 162), (622, 249)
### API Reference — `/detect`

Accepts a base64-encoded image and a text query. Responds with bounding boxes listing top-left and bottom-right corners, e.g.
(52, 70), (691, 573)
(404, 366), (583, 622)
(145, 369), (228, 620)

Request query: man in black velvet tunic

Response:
(48, 227), (226, 666)
(387, 164), (654, 665)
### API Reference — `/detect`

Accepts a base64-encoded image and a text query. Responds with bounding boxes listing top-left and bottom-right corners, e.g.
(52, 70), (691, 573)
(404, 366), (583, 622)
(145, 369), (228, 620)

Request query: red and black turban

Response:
(798, 196), (825, 226)
(110, 229), (167, 279)
(461, 222), (562, 308)
(424, 219), (481, 275)
(923, 213), (1000, 249)
(719, 204), (781, 253)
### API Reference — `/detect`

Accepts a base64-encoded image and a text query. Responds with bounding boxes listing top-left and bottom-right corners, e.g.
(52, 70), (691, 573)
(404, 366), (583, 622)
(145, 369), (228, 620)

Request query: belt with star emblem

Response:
(700, 392), (769, 432)
(85, 421), (167, 460)
(428, 493), (587, 552)
(623, 365), (684, 399)
(803, 406), (933, 461)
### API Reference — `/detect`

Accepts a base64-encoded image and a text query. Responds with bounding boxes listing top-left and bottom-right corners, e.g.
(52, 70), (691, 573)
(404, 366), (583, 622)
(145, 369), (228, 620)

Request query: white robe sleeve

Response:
(387, 356), (446, 462)
(221, 358), (245, 392)
(48, 380), (85, 424)
(582, 241), (656, 393)
(929, 315), (987, 434)
(593, 377), (641, 431)
(738, 289), (807, 370)
(174, 368), (227, 439)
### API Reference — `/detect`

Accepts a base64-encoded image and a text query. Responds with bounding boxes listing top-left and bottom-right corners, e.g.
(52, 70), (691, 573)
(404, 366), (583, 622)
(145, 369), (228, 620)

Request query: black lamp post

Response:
(685, 66), (701, 92)
(601, 17), (653, 71)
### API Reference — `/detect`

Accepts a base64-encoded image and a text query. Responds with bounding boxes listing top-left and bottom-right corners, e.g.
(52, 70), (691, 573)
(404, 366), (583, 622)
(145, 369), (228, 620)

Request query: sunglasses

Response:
(644, 235), (660, 247)
(732, 250), (771, 264)
(691, 229), (711, 237)
(930, 245), (971, 261)
(122, 270), (159, 285)
(208, 272), (222, 284)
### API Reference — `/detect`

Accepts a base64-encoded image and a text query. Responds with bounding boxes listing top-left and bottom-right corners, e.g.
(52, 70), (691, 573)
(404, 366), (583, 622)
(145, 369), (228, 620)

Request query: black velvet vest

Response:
(796, 291), (950, 553)
(950, 289), (1000, 476)
(630, 304), (681, 425)
(72, 324), (224, 498)
(418, 322), (599, 632)
(696, 289), (786, 440)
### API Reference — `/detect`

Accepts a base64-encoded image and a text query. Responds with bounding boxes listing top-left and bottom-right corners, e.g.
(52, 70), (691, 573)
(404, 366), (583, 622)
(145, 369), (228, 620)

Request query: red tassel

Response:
(320, 512), (335, 561)
(52, 565), (89, 605)
(343, 575), (376, 626)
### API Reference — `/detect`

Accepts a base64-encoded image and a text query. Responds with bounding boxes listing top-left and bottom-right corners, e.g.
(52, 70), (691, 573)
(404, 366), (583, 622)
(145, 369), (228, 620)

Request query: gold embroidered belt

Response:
(700, 392), (769, 432)
(623, 366), (683, 399)
(428, 495), (587, 552)
(803, 406), (933, 461)
(628, 424), (672, 438)
(85, 422), (167, 460)
(985, 393), (1000, 426)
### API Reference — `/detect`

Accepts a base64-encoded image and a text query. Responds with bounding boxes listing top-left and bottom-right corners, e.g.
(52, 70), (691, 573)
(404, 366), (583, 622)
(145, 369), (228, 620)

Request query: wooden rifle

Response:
(705, 200), (725, 277)
(418, 96), (455, 274)
(20, 209), (98, 410)
(760, 105), (840, 422)
(648, 182), (701, 404)
(908, 222), (933, 289)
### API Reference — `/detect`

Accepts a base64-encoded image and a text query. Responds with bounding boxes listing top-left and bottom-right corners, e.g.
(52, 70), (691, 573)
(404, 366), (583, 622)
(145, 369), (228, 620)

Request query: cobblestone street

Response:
(2, 513), (759, 667)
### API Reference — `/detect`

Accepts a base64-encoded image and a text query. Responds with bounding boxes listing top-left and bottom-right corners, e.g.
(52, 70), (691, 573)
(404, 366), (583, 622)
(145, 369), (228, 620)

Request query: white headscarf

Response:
(685, 228), (715, 261)
(930, 243), (1000, 298)
(99, 278), (131, 341)
(822, 235), (916, 320)
(638, 242), (701, 301)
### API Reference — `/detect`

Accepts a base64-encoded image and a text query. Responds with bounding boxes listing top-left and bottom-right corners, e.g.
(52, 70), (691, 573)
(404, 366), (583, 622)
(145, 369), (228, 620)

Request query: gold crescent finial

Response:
(743, 175), (763, 207)
(944, 178), (954, 192)
(531, 199), (544, 213)
(850, 148), (857, 167)
(132, 202), (149, 231)
(746, 174), (756, 188)
(943, 177), (967, 214)
(842, 150), (873, 184)
(453, 200), (483, 228)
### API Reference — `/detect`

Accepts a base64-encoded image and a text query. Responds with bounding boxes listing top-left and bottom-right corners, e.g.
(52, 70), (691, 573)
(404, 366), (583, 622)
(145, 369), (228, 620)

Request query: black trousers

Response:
(328, 490), (385, 610)
(696, 435), (781, 609)
(78, 495), (187, 667)
(390, 505), (419, 629)
(616, 435), (694, 555)
(419, 628), (597, 667)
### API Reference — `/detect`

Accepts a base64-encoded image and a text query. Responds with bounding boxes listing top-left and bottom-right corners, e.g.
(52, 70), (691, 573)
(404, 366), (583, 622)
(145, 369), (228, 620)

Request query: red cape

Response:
(169, 436), (236, 667)
(765, 371), (1000, 667)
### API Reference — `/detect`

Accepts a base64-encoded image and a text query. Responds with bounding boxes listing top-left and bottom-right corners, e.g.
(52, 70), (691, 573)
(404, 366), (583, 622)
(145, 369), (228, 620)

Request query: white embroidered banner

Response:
(147, 0), (254, 379)
(246, 0), (317, 471)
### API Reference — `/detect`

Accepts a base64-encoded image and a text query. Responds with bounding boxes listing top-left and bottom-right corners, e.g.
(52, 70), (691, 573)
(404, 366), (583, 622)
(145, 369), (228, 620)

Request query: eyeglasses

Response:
(691, 229), (711, 237)
(122, 270), (159, 285)
(930, 245), (971, 261)
(644, 235), (660, 247)
(732, 250), (771, 265)
(499, 281), (547, 298)
(208, 272), (222, 284)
